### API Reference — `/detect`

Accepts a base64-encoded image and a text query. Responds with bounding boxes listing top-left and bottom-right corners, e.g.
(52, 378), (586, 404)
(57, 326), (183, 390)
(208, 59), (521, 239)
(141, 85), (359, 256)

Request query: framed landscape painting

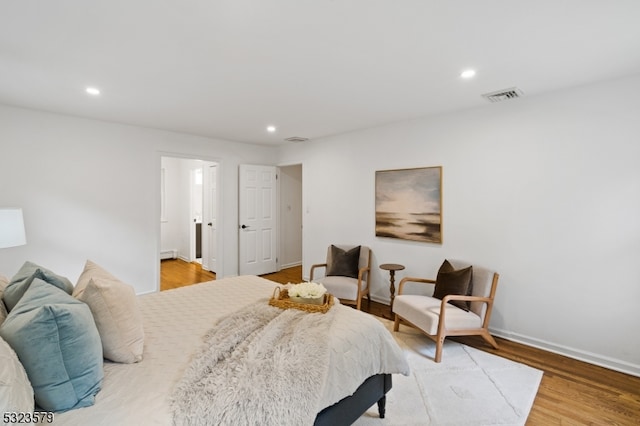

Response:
(375, 166), (442, 243)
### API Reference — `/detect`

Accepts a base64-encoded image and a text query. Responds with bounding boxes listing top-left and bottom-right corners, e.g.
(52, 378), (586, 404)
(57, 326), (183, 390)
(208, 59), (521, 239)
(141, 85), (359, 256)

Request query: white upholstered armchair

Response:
(309, 245), (371, 310)
(392, 259), (499, 362)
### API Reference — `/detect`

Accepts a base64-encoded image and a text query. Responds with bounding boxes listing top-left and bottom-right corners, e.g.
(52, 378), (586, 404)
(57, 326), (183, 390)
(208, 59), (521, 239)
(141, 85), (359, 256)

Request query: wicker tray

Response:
(269, 287), (334, 314)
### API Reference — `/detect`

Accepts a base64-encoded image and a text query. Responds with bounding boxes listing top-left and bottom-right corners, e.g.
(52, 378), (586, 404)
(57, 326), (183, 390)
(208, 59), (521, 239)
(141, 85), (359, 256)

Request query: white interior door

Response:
(204, 164), (218, 273)
(239, 164), (278, 275)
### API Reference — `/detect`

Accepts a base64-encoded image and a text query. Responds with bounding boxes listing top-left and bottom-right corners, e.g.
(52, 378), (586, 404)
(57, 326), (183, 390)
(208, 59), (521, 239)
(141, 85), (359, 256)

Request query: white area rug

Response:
(354, 319), (543, 426)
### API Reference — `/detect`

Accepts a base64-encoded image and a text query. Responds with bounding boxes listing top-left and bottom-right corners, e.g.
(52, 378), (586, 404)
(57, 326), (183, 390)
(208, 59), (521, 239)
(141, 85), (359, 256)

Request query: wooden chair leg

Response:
(434, 336), (445, 363)
(482, 332), (499, 350)
(393, 315), (401, 331)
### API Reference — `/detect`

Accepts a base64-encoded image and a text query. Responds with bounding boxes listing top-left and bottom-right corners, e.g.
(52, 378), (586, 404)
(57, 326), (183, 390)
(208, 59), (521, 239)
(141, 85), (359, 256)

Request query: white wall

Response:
(0, 105), (276, 293)
(278, 74), (640, 376)
(161, 156), (204, 261)
(160, 156), (187, 258)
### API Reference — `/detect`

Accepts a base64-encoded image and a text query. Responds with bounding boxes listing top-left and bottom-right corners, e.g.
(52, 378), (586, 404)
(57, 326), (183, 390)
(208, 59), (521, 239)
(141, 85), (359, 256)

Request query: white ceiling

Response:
(1, 1), (640, 146)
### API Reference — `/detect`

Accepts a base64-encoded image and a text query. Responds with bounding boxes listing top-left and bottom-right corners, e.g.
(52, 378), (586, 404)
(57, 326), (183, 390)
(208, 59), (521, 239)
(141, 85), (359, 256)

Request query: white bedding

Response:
(52, 275), (408, 425)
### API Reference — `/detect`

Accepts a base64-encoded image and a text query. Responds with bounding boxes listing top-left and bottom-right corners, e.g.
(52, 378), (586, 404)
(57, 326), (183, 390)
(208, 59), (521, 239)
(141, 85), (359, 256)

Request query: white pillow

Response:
(0, 335), (34, 415)
(74, 261), (144, 363)
(73, 260), (117, 298)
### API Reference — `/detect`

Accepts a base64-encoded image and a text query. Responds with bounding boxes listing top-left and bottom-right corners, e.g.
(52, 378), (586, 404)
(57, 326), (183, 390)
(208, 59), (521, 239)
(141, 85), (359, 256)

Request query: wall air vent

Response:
(284, 136), (309, 143)
(481, 87), (524, 103)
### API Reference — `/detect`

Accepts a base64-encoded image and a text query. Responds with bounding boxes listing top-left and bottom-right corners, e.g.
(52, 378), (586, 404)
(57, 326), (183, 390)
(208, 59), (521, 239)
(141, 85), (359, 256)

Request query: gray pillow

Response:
(0, 278), (103, 412)
(432, 260), (473, 311)
(3, 261), (73, 311)
(326, 245), (361, 279)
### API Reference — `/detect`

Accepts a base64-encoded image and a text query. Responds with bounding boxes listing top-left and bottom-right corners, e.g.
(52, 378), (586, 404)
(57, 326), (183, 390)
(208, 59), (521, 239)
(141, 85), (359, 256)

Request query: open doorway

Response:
(160, 156), (221, 289)
(279, 164), (302, 271)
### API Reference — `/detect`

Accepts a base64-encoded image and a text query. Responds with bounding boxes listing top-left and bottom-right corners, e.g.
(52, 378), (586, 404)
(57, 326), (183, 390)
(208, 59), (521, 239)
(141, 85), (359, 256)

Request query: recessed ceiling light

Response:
(266, 125), (276, 133)
(86, 87), (101, 96)
(460, 69), (476, 79)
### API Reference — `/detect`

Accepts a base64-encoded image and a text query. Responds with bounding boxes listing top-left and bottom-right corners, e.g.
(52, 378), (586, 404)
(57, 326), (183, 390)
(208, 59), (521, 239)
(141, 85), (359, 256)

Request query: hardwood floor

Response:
(160, 259), (215, 291)
(160, 260), (640, 425)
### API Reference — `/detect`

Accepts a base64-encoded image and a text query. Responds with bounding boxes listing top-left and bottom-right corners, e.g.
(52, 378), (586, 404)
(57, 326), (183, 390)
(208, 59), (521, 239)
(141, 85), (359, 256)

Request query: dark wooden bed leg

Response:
(314, 374), (392, 426)
(377, 395), (387, 418)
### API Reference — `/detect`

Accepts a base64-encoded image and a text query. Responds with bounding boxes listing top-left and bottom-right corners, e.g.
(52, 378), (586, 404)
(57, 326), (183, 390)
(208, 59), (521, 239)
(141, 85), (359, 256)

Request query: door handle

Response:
(207, 222), (213, 226)
(241, 224), (249, 229)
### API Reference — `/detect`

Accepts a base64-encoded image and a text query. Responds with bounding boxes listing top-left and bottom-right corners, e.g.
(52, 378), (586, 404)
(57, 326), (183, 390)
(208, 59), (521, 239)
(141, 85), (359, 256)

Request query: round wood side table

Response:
(379, 263), (405, 317)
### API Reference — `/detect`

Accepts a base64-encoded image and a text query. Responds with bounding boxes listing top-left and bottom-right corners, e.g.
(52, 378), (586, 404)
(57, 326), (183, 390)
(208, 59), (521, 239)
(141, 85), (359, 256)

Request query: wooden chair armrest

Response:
(442, 295), (492, 304)
(309, 263), (327, 281)
(439, 295), (493, 317)
(357, 265), (370, 281)
(397, 277), (436, 295)
(356, 266), (371, 298)
(438, 295), (495, 333)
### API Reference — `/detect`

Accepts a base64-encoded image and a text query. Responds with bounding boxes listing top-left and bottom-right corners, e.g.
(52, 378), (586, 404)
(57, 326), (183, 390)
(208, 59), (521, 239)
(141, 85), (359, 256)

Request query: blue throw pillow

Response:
(3, 261), (74, 311)
(0, 278), (103, 412)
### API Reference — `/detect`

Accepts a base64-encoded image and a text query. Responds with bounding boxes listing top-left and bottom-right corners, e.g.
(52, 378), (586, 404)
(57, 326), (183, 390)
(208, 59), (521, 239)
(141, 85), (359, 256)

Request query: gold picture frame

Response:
(375, 166), (442, 243)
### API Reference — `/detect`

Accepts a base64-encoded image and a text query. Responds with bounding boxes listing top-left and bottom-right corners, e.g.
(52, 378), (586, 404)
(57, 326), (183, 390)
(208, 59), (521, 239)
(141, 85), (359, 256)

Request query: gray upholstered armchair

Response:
(309, 245), (371, 310)
(392, 259), (499, 362)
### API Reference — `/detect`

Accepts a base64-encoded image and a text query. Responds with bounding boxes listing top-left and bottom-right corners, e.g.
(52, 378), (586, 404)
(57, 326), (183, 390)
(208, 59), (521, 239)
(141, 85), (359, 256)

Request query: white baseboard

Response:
(160, 249), (178, 260)
(490, 327), (640, 378)
(215, 273), (238, 279)
(280, 261), (302, 270)
(370, 294), (390, 306)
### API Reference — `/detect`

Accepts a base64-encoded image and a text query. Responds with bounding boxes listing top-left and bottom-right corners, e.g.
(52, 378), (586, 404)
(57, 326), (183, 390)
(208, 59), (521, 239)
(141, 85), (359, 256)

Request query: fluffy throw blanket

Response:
(171, 300), (337, 426)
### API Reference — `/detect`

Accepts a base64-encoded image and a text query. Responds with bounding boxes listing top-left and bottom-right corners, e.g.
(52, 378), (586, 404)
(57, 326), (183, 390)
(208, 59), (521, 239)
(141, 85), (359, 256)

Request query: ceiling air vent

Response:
(481, 87), (524, 103)
(284, 136), (309, 143)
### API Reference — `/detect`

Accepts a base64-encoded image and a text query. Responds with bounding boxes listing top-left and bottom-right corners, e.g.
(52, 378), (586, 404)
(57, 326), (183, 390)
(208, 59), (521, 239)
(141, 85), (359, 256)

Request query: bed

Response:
(2, 272), (409, 426)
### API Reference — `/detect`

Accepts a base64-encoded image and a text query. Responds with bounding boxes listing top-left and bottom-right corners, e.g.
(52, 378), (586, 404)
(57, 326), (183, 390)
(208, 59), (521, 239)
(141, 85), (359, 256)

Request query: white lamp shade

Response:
(0, 208), (27, 249)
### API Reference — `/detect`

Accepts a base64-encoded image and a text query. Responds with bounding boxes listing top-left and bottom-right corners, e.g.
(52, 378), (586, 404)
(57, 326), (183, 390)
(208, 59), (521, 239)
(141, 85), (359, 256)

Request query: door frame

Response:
(276, 163), (303, 271)
(202, 163), (218, 273)
(188, 165), (202, 263)
(157, 152), (224, 288)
